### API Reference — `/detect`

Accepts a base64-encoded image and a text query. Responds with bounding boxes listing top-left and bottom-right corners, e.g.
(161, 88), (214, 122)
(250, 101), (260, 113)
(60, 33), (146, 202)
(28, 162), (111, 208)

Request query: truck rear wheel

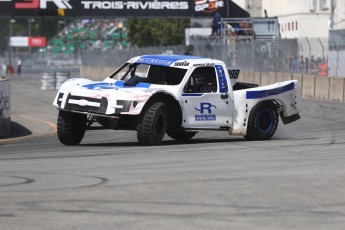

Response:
(245, 102), (278, 141)
(166, 130), (197, 141)
(57, 111), (87, 145)
(137, 101), (167, 145)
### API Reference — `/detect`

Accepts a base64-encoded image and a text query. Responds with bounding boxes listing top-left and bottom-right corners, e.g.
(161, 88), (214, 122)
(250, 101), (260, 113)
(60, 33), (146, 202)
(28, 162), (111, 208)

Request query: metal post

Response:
(28, 19), (35, 56)
(8, 19), (16, 67)
(318, 38), (324, 58)
(305, 37), (311, 73)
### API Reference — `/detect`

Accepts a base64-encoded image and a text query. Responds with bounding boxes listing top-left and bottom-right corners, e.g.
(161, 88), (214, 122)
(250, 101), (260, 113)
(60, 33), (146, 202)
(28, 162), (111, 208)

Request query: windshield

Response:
(109, 63), (187, 86)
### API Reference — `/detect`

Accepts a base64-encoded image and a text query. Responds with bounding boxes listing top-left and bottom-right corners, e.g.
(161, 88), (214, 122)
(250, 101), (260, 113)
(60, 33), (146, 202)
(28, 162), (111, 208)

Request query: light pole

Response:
(8, 19), (16, 68)
(28, 19), (35, 56)
(58, 20), (64, 34)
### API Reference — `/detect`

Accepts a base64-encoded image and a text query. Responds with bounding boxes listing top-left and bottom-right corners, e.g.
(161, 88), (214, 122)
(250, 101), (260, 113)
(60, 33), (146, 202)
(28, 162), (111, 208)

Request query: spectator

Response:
(290, 56), (298, 73)
(318, 57), (328, 77)
(305, 57), (309, 74)
(310, 56), (318, 75)
(2, 62), (6, 76)
(17, 58), (22, 75)
(212, 12), (222, 36)
(299, 56), (305, 73)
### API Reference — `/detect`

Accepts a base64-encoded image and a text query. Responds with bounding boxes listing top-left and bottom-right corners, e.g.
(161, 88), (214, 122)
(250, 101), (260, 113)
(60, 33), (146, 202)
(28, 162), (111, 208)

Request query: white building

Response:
(232, 0), (332, 38)
(331, 0), (345, 30)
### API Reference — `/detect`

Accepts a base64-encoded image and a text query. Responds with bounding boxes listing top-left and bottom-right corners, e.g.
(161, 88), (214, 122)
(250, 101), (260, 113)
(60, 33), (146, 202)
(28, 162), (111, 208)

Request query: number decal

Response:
(229, 69), (240, 79)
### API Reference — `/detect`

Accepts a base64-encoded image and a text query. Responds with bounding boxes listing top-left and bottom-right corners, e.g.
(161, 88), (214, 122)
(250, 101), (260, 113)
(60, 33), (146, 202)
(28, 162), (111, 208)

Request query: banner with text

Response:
(0, 0), (249, 18)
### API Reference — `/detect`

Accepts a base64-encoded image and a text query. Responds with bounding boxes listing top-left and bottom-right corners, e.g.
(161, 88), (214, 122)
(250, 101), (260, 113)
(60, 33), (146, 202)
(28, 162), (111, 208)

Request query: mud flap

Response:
(280, 113), (301, 125)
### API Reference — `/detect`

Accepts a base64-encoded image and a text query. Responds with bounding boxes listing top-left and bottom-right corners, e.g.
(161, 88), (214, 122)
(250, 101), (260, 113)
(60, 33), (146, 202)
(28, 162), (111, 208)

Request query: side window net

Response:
(184, 67), (218, 93)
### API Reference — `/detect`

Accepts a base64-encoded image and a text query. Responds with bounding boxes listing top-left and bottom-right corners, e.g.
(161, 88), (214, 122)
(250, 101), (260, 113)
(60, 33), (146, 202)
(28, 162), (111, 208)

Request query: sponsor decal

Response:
(192, 63), (214, 67)
(83, 81), (151, 90)
(194, 0), (224, 13)
(137, 57), (174, 66)
(194, 102), (216, 121)
(28, 37), (46, 47)
(80, 1), (189, 10)
(15, 0), (72, 9)
(174, 61), (189, 67)
(215, 65), (227, 93)
(0, 90), (10, 119)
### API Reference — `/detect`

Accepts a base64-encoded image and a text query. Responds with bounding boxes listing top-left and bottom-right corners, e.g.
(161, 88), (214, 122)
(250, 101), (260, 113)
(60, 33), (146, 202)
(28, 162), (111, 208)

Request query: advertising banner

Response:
(10, 36), (46, 47)
(28, 36), (46, 47)
(0, 0), (249, 18)
(0, 79), (10, 120)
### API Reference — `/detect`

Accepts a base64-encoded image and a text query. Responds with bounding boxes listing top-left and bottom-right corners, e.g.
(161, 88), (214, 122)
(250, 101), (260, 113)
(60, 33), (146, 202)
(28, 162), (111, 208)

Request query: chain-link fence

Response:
(80, 36), (345, 77)
(4, 35), (344, 78)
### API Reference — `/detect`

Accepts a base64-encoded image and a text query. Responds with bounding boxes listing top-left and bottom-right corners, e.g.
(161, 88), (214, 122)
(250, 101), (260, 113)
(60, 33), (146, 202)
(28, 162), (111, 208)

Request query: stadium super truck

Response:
(53, 54), (302, 145)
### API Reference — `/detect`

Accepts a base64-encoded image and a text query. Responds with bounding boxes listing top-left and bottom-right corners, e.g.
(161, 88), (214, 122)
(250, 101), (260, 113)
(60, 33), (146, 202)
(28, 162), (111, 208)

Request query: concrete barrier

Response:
(242, 71), (255, 84)
(329, 78), (345, 101)
(253, 72), (261, 85)
(238, 70), (244, 82)
(81, 66), (114, 81)
(292, 74), (303, 96)
(300, 74), (316, 98)
(277, 72), (292, 82)
(315, 77), (330, 100)
(260, 72), (269, 86)
(0, 78), (11, 137)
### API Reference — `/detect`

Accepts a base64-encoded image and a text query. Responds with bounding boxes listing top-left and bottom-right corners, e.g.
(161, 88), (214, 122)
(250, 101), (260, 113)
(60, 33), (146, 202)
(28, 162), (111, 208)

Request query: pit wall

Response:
(0, 78), (11, 137)
(239, 72), (345, 101)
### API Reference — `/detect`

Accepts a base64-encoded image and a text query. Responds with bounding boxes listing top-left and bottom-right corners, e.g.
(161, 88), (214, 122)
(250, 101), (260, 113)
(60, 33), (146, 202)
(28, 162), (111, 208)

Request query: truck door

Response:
(181, 65), (234, 129)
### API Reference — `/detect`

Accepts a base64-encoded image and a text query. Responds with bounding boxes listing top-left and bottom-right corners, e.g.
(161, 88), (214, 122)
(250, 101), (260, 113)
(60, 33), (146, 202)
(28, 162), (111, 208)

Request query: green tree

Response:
(126, 18), (189, 47)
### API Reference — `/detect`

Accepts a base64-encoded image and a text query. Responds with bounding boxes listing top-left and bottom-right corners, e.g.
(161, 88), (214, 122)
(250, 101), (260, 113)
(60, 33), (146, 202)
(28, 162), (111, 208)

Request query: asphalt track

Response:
(1, 75), (345, 230)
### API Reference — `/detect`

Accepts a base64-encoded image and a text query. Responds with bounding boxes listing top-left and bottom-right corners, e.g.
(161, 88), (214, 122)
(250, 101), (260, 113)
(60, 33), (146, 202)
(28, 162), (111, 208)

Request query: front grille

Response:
(65, 94), (108, 114)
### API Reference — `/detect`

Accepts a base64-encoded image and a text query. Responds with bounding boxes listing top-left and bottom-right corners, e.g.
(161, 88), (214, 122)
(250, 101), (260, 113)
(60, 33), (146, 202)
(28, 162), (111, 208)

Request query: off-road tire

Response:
(166, 130), (197, 141)
(245, 102), (279, 141)
(137, 101), (167, 145)
(57, 111), (87, 145)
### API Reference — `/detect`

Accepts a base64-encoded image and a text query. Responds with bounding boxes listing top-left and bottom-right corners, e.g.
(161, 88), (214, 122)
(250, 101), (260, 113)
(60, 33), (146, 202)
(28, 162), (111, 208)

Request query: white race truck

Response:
(53, 54), (302, 145)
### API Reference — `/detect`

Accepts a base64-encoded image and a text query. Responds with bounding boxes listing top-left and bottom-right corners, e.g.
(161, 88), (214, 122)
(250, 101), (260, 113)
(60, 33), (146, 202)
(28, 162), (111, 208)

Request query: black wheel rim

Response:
(256, 109), (274, 134)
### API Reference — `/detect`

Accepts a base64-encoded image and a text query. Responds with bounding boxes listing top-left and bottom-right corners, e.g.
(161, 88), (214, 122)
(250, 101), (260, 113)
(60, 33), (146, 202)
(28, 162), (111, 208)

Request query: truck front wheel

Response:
(137, 101), (167, 145)
(57, 111), (87, 145)
(245, 102), (278, 141)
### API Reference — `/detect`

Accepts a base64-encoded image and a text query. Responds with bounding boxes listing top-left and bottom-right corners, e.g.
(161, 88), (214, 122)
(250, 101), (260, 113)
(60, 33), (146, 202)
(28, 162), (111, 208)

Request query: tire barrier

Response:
(0, 78), (11, 137)
(41, 72), (56, 90)
(41, 72), (70, 91)
(56, 72), (70, 90)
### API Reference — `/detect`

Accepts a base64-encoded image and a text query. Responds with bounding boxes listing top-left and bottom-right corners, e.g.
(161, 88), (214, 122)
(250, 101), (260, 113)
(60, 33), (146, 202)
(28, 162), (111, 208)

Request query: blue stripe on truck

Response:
(246, 82), (295, 99)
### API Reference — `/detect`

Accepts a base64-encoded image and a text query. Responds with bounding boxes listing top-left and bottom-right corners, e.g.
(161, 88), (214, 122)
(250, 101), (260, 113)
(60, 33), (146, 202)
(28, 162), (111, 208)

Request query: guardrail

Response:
(239, 72), (345, 101)
(0, 77), (11, 137)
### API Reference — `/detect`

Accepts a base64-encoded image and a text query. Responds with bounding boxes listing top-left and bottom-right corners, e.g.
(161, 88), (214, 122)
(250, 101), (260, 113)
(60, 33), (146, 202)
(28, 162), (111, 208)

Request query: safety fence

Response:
(80, 37), (345, 79)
